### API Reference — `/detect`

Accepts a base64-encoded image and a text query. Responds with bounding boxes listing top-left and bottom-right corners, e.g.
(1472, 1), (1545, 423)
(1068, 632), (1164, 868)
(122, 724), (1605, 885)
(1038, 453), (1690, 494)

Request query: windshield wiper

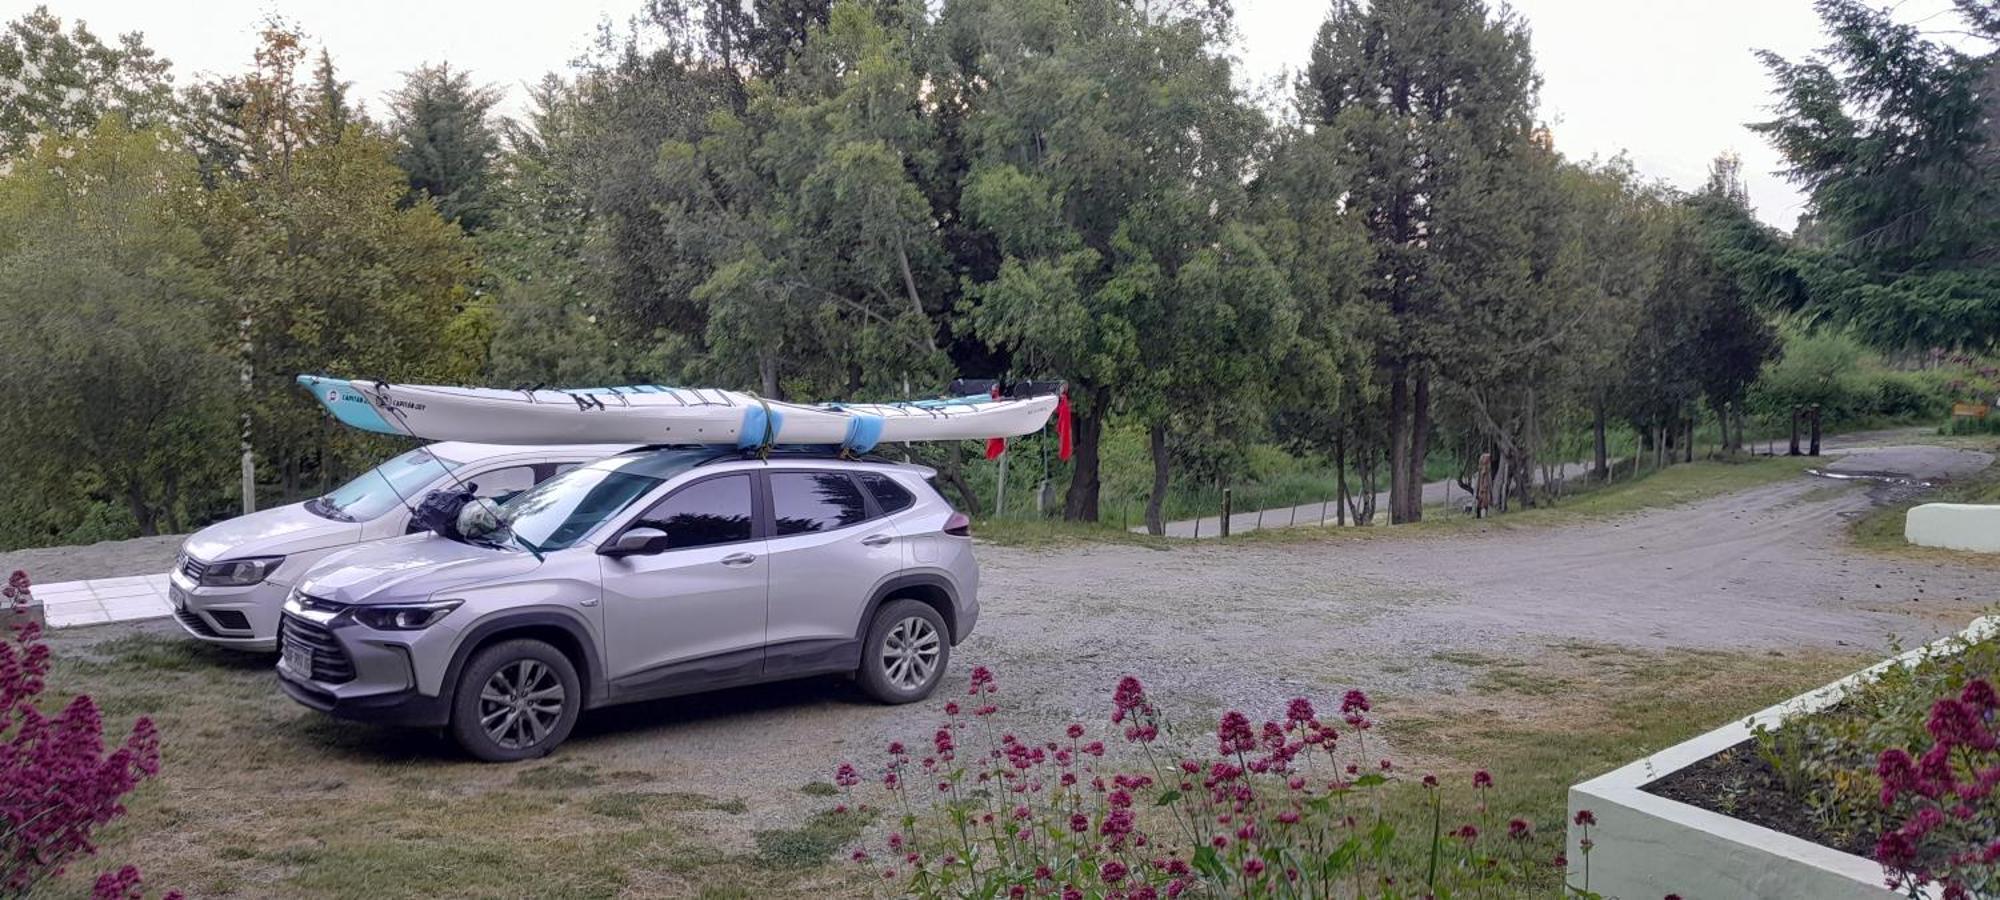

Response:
(305, 496), (355, 522)
(511, 532), (547, 562)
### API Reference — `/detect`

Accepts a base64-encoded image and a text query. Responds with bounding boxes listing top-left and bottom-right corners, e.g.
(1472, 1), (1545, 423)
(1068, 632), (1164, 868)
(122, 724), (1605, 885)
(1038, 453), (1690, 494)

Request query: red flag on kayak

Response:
(1056, 391), (1073, 461)
(985, 437), (1005, 459)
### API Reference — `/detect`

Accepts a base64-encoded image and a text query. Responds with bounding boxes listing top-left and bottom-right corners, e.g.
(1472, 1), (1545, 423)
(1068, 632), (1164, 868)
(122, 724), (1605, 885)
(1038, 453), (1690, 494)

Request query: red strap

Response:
(1056, 391), (1073, 461)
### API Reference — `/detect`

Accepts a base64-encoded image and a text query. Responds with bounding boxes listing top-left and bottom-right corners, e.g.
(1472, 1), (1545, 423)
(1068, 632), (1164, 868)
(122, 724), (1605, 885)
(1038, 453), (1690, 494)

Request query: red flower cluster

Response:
(0, 604), (164, 895)
(841, 669), (1557, 899)
(1872, 679), (2000, 897)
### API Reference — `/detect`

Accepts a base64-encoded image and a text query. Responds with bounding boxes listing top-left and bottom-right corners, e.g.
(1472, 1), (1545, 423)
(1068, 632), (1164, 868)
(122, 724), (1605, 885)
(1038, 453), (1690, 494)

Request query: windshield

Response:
(310, 448), (464, 522)
(478, 464), (665, 552)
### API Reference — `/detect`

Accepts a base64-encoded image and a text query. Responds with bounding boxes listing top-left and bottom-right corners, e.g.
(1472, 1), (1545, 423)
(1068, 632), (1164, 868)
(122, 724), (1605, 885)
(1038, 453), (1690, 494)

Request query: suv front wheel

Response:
(449, 639), (582, 761)
(857, 599), (950, 703)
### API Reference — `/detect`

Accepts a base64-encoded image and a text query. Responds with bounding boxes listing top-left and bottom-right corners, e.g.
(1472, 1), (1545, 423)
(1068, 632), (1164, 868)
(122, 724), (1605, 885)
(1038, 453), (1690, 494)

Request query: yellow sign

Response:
(1952, 402), (1990, 419)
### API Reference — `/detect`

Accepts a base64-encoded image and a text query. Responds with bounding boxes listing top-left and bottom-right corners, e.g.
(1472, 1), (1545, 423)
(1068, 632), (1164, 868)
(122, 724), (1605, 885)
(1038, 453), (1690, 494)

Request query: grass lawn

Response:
(1850, 450), (2000, 561)
(29, 627), (876, 900)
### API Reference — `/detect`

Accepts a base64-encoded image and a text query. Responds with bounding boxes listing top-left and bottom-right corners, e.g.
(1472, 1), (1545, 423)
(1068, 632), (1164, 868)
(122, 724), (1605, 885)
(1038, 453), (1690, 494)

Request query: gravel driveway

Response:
(19, 442), (2000, 855)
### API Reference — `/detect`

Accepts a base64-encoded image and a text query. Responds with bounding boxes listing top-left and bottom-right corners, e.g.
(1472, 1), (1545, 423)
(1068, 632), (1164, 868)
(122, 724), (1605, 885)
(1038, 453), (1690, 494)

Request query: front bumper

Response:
(278, 673), (449, 727)
(276, 603), (451, 728)
(168, 570), (284, 651)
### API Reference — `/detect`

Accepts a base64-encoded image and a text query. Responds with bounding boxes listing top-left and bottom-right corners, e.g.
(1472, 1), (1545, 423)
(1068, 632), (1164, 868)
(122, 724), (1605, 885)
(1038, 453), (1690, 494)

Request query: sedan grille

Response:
(178, 555), (209, 582)
(280, 615), (356, 684)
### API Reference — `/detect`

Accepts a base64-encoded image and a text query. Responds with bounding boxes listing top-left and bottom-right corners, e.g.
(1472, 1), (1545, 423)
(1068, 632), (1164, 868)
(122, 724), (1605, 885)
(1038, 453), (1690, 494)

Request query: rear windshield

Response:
(310, 448), (464, 522)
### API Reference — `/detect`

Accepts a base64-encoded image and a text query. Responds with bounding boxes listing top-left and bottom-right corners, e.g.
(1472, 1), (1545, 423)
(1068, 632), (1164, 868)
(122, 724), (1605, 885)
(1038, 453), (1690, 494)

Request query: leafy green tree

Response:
(953, 0), (1264, 521)
(200, 26), (487, 499)
(0, 7), (176, 158)
(1300, 0), (1540, 522)
(0, 117), (229, 543)
(390, 62), (502, 231)
(1686, 155), (1782, 451)
(1754, 0), (1999, 352)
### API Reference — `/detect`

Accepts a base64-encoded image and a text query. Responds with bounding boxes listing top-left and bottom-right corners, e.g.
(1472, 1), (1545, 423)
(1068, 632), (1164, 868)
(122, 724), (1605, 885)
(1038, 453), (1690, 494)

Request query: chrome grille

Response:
(178, 554), (209, 582)
(280, 615), (355, 684)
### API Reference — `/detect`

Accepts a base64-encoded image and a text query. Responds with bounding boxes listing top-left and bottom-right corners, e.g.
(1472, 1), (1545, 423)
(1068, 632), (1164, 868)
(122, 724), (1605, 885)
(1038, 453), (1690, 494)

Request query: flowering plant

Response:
(1872, 677), (1999, 899)
(0, 571), (170, 898)
(833, 667), (1569, 898)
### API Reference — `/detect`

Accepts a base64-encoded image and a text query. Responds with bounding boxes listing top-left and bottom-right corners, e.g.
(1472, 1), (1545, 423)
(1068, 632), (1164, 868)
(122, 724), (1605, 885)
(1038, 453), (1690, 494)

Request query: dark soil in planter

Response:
(1642, 738), (1876, 858)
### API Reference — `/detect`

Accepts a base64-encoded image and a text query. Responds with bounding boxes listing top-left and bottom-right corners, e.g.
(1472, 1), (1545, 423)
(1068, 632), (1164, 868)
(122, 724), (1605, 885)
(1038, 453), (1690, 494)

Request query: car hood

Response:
(300, 533), (541, 606)
(182, 502), (361, 562)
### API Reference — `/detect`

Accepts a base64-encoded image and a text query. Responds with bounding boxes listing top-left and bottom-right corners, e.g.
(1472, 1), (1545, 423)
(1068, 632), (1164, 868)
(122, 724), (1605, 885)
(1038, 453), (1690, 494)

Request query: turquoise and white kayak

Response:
(297, 375), (1058, 452)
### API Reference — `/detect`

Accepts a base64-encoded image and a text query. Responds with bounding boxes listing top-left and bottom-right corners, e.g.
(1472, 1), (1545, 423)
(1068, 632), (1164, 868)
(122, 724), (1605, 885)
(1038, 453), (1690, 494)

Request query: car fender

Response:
(435, 606), (609, 708)
(854, 569), (964, 644)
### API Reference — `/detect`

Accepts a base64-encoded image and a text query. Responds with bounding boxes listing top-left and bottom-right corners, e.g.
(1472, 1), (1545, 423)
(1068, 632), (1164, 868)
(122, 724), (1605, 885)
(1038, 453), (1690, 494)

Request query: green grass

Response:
(970, 516), (1170, 548)
(1377, 642), (1868, 895)
(30, 628), (873, 900)
(1850, 452), (2000, 556)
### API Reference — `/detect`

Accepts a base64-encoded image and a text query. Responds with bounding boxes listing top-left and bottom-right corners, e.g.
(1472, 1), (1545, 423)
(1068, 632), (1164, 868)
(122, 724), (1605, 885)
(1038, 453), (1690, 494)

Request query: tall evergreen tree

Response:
(1754, 0), (1999, 351)
(1300, 0), (1540, 523)
(389, 62), (503, 231)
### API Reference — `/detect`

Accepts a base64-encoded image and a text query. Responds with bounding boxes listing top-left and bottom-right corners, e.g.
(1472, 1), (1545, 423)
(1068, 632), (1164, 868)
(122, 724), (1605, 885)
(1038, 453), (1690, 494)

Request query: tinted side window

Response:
(859, 473), (914, 514)
(629, 475), (754, 549)
(771, 472), (869, 536)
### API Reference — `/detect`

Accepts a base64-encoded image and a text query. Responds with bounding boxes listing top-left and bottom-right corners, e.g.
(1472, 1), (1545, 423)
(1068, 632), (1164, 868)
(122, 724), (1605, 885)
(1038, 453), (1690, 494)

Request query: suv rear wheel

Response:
(856, 599), (949, 703)
(449, 639), (581, 761)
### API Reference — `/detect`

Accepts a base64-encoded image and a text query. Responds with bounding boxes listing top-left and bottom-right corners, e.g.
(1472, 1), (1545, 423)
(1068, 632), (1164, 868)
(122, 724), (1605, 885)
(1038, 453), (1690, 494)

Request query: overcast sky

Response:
(10, 0), (1979, 230)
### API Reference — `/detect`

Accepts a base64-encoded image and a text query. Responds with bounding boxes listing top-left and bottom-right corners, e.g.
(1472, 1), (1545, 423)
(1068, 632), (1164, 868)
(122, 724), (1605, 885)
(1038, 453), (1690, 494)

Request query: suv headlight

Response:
(351, 600), (462, 631)
(200, 556), (286, 587)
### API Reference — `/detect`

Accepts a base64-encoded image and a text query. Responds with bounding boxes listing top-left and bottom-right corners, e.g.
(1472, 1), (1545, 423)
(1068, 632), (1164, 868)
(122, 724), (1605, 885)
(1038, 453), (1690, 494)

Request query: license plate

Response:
(169, 584), (188, 611)
(283, 644), (313, 680)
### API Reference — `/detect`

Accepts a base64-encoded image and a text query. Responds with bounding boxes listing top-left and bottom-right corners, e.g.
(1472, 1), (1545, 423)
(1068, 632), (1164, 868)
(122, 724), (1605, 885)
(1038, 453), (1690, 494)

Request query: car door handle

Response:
(860, 534), (893, 547)
(720, 552), (756, 567)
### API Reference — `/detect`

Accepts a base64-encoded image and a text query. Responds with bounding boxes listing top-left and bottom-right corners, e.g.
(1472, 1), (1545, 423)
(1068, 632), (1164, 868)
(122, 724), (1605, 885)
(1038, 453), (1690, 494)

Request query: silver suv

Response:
(276, 447), (979, 761)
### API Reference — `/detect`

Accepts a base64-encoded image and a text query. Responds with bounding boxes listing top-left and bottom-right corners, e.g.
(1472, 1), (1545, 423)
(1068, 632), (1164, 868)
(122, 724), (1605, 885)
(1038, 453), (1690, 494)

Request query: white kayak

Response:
(297, 375), (1060, 451)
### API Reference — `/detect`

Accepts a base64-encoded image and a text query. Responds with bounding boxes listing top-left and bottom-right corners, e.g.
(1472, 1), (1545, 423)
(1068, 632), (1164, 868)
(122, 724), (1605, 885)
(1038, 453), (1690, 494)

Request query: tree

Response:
(1686, 155), (1781, 452)
(953, 0), (1265, 521)
(1300, 0), (1540, 523)
(0, 7), (176, 159)
(200, 26), (487, 499)
(1754, 0), (1999, 352)
(389, 62), (502, 231)
(0, 117), (230, 540)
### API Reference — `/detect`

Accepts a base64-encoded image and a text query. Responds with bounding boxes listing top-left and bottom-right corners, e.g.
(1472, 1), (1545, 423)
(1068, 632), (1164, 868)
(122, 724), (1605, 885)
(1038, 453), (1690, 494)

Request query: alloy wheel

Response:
(478, 659), (567, 750)
(880, 616), (941, 691)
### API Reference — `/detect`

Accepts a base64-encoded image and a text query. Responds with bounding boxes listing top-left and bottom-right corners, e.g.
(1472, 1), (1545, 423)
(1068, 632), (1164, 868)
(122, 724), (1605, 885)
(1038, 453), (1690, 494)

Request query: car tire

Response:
(449, 639), (582, 762)
(856, 599), (950, 704)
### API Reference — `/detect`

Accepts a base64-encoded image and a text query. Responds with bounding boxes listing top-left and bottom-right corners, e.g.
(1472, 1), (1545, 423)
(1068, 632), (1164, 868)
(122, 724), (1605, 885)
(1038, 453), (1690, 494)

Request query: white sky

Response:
(8, 0), (1980, 230)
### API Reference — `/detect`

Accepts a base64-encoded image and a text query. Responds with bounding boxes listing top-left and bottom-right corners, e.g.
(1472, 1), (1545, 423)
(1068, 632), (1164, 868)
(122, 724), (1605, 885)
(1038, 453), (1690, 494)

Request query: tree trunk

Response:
(1145, 422), (1169, 536)
(1683, 416), (1694, 464)
(1334, 433), (1349, 527)
(124, 477), (157, 537)
(1407, 372), (1430, 522)
(1387, 367), (1412, 523)
(1592, 396), (1609, 481)
(759, 354), (781, 400)
(1062, 386), (1108, 522)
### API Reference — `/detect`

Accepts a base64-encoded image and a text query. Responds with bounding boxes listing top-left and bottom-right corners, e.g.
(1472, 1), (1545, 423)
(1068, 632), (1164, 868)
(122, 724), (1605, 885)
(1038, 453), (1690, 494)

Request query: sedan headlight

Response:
(351, 600), (462, 631)
(199, 556), (287, 587)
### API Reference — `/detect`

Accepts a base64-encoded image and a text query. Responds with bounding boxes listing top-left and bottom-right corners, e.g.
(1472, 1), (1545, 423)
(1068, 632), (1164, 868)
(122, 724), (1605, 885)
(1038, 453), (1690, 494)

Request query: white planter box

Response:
(1567, 616), (1996, 900)
(1906, 503), (2000, 553)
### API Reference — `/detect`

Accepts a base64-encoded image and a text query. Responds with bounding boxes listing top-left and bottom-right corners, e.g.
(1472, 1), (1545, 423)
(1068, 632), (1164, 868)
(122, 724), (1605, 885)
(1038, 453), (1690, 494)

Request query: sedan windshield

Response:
(310, 448), (464, 522)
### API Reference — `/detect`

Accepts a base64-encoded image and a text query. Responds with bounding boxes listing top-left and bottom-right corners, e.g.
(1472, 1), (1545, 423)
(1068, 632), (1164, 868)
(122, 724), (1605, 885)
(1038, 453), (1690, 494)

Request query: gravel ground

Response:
(24, 441), (2000, 853)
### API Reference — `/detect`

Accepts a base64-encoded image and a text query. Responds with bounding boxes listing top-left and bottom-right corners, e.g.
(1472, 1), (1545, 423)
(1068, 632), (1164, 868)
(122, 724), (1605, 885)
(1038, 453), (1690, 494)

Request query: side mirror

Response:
(602, 526), (670, 557)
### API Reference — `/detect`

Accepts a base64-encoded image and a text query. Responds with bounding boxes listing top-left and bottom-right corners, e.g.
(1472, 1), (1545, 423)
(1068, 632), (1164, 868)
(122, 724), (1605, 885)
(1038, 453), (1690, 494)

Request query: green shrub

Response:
(1750, 634), (1998, 850)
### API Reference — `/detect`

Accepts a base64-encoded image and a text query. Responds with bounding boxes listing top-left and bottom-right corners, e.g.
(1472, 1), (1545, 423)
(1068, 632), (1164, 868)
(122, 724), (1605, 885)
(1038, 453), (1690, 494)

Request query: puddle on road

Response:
(1806, 468), (1933, 488)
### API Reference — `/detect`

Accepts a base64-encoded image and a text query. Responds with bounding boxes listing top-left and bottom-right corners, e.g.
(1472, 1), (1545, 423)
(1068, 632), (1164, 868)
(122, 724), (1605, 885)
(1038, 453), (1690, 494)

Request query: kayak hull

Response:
(297, 376), (1058, 450)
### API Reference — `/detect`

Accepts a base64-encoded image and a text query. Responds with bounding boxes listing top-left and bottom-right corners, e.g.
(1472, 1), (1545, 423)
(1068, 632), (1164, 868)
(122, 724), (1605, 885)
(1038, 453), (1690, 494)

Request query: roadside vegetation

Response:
(3, 0), (1993, 550)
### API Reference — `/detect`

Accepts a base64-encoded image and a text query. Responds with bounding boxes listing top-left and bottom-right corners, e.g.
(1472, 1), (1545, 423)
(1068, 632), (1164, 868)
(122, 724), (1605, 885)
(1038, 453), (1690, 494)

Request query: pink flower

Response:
(1066, 723), (1085, 739)
(1242, 858), (1265, 878)
(1573, 809), (1596, 827)
(969, 666), (996, 695)
(1473, 770), (1493, 789)
(1455, 824), (1479, 842)
(1285, 697), (1315, 724)
(834, 762), (860, 788)
(1508, 818), (1534, 840)
(1099, 860), (1128, 884)
(1217, 711), (1255, 754)
(1961, 679), (1998, 713)
(887, 741), (905, 755)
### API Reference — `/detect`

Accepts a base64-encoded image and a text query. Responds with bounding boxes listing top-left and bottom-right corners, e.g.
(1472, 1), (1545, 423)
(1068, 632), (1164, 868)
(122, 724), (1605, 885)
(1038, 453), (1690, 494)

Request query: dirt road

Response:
(26, 441), (2000, 873)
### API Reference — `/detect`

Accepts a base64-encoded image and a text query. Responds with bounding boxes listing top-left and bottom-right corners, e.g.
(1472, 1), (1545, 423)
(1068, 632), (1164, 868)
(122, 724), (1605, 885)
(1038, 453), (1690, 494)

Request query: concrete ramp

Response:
(1906, 502), (2000, 552)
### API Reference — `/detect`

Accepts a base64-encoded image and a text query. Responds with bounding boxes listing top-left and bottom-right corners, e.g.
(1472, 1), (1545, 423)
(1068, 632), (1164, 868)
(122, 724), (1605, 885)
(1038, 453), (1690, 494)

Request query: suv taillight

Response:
(943, 512), (971, 537)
